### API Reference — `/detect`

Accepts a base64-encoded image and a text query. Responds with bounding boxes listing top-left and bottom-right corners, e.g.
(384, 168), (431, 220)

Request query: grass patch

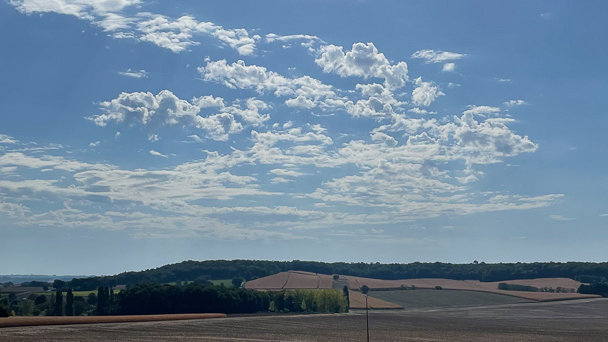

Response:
(210, 279), (233, 287)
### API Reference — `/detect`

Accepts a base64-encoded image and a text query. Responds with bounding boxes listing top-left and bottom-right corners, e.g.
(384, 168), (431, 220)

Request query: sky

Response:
(1, 0), (607, 275)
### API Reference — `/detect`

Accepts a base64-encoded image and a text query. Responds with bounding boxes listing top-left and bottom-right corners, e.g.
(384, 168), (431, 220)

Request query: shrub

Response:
(435, 286), (443, 290)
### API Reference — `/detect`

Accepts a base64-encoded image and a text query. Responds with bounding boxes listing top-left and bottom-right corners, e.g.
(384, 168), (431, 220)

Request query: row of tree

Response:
(114, 282), (347, 315)
(66, 260), (608, 290)
(0, 289), (100, 317)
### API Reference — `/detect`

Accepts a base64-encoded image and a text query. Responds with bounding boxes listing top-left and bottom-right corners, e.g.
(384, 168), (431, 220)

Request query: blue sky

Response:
(1, 0), (607, 275)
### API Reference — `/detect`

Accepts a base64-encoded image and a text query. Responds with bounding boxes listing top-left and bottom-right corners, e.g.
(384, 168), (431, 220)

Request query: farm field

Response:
(246, 271), (600, 303)
(369, 289), (532, 309)
(2, 299), (607, 341)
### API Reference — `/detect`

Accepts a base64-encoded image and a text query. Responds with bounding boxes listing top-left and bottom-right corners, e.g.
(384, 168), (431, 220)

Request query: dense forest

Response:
(68, 260), (608, 291)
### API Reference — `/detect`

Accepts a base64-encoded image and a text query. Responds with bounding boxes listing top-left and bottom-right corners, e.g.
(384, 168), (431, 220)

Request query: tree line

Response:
(66, 260), (608, 290)
(1, 283), (348, 317)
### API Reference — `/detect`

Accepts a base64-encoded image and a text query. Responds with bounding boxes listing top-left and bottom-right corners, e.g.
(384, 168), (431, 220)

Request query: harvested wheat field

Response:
(2, 299), (607, 341)
(245, 271), (334, 290)
(0, 313), (226, 328)
(348, 290), (403, 310)
(340, 275), (599, 301)
(246, 272), (599, 304)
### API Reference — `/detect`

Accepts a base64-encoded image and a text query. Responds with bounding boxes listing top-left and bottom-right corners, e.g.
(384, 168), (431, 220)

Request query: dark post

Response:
(361, 285), (370, 342)
(365, 294), (369, 342)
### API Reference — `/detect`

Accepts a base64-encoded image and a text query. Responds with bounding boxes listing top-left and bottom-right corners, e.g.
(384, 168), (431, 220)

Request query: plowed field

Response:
(2, 299), (607, 341)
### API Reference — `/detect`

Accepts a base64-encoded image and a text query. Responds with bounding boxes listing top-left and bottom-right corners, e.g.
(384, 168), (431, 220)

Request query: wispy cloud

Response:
(118, 69), (148, 78)
(412, 49), (466, 63)
(549, 214), (576, 221)
(149, 150), (168, 158)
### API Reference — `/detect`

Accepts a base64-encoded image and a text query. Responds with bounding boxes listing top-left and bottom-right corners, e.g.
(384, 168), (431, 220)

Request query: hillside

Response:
(66, 260), (608, 290)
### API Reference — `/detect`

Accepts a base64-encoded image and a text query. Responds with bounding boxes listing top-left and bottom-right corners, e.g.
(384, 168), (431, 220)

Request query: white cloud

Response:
(118, 69), (148, 78)
(411, 77), (444, 107)
(0, 134), (19, 144)
(442, 63), (456, 72)
(10, 0), (141, 19)
(549, 214), (576, 221)
(148, 134), (159, 141)
(497, 78), (512, 82)
(149, 150), (168, 158)
(462, 105), (501, 116)
(88, 90), (265, 141)
(504, 100), (528, 107)
(315, 42), (409, 90)
(89, 141), (101, 147)
(408, 107), (436, 115)
(10, 1), (258, 55)
(412, 49), (466, 63)
(200, 59), (337, 110)
(135, 13), (258, 54)
(600, 214), (608, 217)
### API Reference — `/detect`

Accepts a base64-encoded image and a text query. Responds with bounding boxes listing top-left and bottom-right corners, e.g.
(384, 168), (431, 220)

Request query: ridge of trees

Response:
(67, 260), (608, 290)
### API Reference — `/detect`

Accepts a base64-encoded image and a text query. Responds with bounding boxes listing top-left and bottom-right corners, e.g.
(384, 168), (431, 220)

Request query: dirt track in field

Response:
(1, 299), (607, 341)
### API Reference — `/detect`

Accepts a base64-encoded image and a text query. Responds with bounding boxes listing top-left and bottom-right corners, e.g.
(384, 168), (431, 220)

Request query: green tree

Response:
(361, 285), (369, 295)
(34, 295), (47, 306)
(300, 299), (307, 311)
(269, 301), (275, 312)
(65, 289), (74, 316)
(232, 276), (245, 288)
(54, 290), (63, 316)
(343, 285), (350, 311)
(74, 297), (87, 316)
(49, 292), (56, 316)
(53, 280), (66, 290)
(87, 292), (98, 306)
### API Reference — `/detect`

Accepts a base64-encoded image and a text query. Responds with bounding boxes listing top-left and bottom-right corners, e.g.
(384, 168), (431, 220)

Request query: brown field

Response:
(0, 314), (226, 328)
(245, 271), (334, 290)
(340, 275), (598, 301)
(1, 299), (607, 341)
(348, 290), (403, 309)
(245, 272), (599, 305)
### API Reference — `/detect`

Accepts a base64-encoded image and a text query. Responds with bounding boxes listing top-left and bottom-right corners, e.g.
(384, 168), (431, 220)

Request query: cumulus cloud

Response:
(200, 59), (337, 110)
(315, 42), (408, 89)
(411, 49), (466, 63)
(411, 77), (444, 106)
(442, 63), (456, 72)
(88, 90), (267, 141)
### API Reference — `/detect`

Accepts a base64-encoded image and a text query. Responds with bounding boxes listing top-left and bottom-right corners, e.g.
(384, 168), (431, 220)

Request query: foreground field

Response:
(2, 299), (607, 341)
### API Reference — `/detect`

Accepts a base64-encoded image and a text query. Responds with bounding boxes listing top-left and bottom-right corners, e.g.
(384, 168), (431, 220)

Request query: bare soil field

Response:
(340, 275), (599, 301)
(245, 271), (334, 290)
(348, 291), (403, 310)
(369, 289), (533, 309)
(246, 272), (599, 303)
(1, 299), (607, 341)
(0, 314), (226, 328)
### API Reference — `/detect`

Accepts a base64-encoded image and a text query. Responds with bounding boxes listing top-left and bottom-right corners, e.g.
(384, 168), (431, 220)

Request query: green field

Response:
(370, 289), (533, 309)
(210, 279), (233, 287)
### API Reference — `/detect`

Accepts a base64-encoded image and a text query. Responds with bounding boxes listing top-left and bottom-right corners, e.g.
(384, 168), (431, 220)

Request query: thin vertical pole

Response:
(366, 294), (370, 342)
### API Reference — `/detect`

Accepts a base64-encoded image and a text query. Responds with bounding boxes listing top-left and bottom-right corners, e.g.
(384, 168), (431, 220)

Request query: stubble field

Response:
(1, 298), (607, 341)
